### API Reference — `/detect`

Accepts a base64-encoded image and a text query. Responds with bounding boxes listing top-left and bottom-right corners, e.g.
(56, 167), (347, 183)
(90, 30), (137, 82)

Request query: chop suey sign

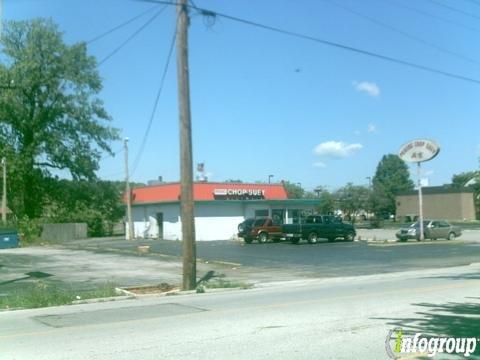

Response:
(213, 188), (265, 199)
(398, 139), (440, 163)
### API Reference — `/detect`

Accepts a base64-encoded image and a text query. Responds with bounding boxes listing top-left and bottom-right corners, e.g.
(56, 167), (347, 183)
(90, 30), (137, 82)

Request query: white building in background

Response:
(127, 182), (319, 241)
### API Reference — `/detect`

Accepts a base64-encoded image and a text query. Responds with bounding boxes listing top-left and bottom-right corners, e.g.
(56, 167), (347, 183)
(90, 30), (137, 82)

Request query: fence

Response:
(41, 223), (88, 243)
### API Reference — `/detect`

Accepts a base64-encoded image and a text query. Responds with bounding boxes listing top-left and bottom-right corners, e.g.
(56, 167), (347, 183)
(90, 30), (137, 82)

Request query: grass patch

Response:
(0, 281), (119, 310)
(201, 278), (252, 291)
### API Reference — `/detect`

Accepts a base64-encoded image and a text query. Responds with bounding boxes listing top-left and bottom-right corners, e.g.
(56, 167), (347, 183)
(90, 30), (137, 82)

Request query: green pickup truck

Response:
(282, 215), (356, 244)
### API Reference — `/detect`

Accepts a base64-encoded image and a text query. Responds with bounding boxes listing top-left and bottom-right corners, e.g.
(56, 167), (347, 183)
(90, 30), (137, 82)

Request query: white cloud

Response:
(367, 123), (377, 133)
(353, 81), (380, 97)
(313, 161), (327, 168)
(313, 141), (363, 158)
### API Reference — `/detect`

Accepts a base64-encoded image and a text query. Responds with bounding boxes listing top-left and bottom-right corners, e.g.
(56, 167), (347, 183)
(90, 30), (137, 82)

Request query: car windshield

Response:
(243, 219), (255, 226)
(253, 218), (266, 226)
(411, 221), (430, 228)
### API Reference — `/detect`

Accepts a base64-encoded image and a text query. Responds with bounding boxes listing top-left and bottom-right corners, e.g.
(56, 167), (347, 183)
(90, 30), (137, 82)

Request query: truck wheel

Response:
(345, 232), (355, 242)
(244, 237), (253, 244)
(448, 232), (456, 241)
(291, 238), (300, 244)
(307, 232), (318, 244)
(258, 232), (268, 244)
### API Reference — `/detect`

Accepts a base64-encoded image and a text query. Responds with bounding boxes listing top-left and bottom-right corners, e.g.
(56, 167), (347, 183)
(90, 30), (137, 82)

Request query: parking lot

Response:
(65, 230), (480, 279)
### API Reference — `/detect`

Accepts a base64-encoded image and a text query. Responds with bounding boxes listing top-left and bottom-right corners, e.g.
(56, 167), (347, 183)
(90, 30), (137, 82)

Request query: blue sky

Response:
(4, 0), (480, 191)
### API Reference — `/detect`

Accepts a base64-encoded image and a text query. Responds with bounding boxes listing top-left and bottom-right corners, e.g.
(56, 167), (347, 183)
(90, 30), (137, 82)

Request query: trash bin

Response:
(0, 228), (19, 249)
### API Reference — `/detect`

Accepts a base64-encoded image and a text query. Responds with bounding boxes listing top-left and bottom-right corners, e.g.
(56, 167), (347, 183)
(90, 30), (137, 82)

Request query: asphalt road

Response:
(69, 236), (480, 278)
(1, 264), (480, 359)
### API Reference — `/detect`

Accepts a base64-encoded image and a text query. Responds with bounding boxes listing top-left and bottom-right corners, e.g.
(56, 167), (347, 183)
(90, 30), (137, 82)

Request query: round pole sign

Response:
(398, 139), (440, 163)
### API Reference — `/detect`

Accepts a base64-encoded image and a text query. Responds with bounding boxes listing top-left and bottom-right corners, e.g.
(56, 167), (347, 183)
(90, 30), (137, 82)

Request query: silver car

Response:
(396, 220), (462, 241)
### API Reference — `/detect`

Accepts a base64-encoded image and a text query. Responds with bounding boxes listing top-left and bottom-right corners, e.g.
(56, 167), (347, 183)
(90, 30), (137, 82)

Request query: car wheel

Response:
(258, 232), (268, 244)
(327, 237), (335, 242)
(345, 232), (355, 242)
(291, 237), (300, 244)
(307, 232), (318, 244)
(244, 237), (253, 244)
(272, 238), (281, 243)
(448, 232), (456, 241)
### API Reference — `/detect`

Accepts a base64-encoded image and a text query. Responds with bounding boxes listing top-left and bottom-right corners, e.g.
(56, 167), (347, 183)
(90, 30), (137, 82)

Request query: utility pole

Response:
(417, 162), (424, 241)
(124, 138), (134, 241)
(176, 0), (196, 290)
(1, 157), (6, 224)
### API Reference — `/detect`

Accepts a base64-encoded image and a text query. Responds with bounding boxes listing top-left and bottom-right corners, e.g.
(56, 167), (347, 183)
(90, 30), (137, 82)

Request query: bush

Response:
(17, 216), (43, 245)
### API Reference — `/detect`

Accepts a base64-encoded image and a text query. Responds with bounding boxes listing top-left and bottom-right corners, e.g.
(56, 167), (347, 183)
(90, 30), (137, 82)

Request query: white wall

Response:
(130, 202), (244, 241)
(130, 202), (317, 241)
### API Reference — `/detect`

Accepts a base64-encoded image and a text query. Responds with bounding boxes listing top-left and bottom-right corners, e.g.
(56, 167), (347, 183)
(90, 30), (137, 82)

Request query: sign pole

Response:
(417, 162), (424, 241)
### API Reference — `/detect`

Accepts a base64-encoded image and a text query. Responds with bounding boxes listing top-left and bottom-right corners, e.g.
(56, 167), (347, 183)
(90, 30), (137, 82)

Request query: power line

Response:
(384, 0), (480, 33)
(101, 147), (124, 160)
(427, 0), (480, 21)
(131, 21), (177, 176)
(323, 0), (480, 65)
(87, 4), (160, 44)
(135, 0), (480, 85)
(462, 0), (480, 7)
(98, 5), (168, 66)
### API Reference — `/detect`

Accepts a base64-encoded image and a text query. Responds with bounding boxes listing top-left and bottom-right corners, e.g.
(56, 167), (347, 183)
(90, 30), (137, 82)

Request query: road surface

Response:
(1, 263), (480, 359)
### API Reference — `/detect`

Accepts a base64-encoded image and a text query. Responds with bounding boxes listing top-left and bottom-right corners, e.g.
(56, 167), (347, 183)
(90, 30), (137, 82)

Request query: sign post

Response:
(398, 139), (440, 241)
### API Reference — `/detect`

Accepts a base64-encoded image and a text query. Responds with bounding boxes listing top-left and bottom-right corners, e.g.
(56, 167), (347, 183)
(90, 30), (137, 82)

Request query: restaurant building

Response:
(127, 182), (319, 241)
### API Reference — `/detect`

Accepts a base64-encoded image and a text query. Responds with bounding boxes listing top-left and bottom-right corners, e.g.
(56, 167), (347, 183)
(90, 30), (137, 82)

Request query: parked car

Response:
(282, 215), (356, 244)
(237, 217), (282, 244)
(396, 220), (462, 241)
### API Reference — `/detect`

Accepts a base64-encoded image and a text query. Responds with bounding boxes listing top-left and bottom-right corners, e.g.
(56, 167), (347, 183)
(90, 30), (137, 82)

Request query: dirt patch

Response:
(122, 283), (179, 295)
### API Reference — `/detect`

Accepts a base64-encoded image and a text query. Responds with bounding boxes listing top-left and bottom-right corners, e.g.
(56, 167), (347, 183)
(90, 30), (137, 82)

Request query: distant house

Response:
(396, 186), (476, 222)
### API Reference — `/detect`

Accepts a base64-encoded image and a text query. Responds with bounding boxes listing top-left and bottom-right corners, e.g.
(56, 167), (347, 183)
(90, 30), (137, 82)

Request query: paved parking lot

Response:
(65, 232), (480, 279)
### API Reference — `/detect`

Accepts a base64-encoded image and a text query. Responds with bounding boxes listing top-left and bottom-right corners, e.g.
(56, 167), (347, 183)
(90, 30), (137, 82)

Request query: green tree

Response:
(450, 171), (479, 188)
(44, 179), (125, 236)
(315, 188), (335, 214)
(450, 171), (480, 219)
(372, 154), (414, 217)
(0, 19), (119, 218)
(334, 183), (371, 219)
(282, 181), (305, 199)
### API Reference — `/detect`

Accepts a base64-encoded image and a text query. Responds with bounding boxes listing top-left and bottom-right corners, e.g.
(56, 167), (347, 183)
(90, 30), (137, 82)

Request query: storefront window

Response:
(255, 209), (269, 218)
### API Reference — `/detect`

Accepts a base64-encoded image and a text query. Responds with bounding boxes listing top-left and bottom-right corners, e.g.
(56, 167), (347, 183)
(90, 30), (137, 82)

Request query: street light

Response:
(268, 175), (274, 184)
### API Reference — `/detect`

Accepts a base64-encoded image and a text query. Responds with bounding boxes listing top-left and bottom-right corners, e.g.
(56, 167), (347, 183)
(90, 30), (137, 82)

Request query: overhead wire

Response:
(383, 0), (480, 33)
(131, 18), (177, 176)
(87, 4), (160, 44)
(135, 0), (480, 85)
(426, 0), (480, 21)
(98, 4), (168, 66)
(323, 0), (480, 65)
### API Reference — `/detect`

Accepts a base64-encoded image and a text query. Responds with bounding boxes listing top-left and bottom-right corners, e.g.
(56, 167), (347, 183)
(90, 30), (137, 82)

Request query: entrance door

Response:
(156, 213), (164, 240)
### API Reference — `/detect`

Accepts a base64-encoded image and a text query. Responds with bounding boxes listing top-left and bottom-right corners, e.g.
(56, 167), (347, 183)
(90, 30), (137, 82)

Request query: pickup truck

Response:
(237, 217), (282, 244)
(282, 215), (356, 244)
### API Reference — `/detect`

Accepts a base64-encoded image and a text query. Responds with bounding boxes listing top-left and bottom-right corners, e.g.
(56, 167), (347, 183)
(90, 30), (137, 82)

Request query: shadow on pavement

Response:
(376, 298), (480, 356)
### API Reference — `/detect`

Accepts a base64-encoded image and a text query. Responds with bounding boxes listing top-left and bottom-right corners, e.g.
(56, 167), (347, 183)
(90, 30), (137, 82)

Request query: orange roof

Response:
(131, 182), (288, 204)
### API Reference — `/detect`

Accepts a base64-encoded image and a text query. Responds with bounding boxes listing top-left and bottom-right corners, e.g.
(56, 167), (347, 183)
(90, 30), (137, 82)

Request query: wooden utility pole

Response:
(124, 138), (134, 240)
(176, 0), (196, 290)
(1, 157), (6, 224)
